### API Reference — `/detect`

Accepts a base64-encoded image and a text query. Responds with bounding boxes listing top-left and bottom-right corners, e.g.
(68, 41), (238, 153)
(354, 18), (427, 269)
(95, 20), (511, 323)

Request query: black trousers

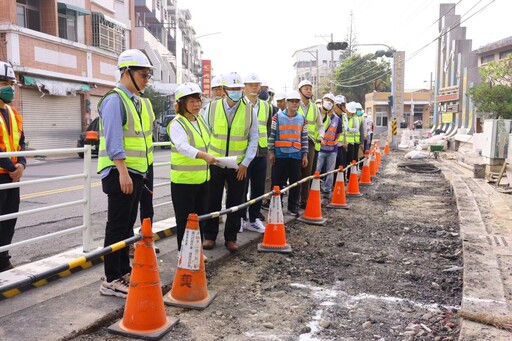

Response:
(0, 174), (19, 268)
(204, 166), (247, 243)
(300, 140), (316, 206)
(346, 143), (358, 178)
(272, 158), (301, 212)
(242, 155), (267, 222)
(139, 163), (154, 224)
(102, 169), (143, 282)
(171, 181), (208, 251)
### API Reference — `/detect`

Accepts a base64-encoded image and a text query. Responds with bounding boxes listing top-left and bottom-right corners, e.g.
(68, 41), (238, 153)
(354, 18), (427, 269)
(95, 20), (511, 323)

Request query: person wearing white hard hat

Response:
(297, 80), (325, 209)
(355, 102), (365, 169)
(344, 101), (360, 180)
(202, 72), (258, 253)
(0, 61), (26, 273)
(97, 49), (155, 298)
(275, 92), (287, 111)
(240, 72), (271, 233)
(333, 95), (349, 181)
(210, 74), (225, 100)
(316, 93), (343, 197)
(268, 90), (308, 216)
(169, 83), (218, 252)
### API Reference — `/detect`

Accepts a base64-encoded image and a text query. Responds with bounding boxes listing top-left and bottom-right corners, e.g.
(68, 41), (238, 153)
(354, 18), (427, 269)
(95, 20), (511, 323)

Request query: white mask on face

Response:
(322, 100), (333, 111)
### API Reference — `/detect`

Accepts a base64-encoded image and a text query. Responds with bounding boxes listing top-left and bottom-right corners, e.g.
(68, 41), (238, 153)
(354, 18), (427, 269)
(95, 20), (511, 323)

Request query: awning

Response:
(57, 2), (91, 16)
(23, 76), (91, 96)
(96, 13), (127, 29)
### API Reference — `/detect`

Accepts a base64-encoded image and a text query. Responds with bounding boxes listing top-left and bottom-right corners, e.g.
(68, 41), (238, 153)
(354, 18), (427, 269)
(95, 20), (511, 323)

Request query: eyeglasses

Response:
(137, 71), (153, 80)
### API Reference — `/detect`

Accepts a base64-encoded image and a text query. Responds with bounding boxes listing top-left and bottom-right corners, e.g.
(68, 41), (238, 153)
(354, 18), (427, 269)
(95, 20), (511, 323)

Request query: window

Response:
(375, 106), (388, 127)
(58, 8), (77, 42)
(92, 13), (125, 54)
(499, 50), (512, 60)
(17, 0), (40, 31)
(481, 54), (494, 64)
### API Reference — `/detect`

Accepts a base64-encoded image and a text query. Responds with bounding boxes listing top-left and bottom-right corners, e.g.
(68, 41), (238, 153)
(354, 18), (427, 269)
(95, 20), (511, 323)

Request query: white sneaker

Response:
(99, 277), (129, 298)
(240, 218), (248, 233)
(245, 218), (266, 234)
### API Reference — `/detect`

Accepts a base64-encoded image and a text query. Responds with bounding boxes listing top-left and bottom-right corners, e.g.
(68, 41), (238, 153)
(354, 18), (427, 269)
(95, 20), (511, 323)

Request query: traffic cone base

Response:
(108, 317), (179, 341)
(258, 186), (292, 253)
(297, 172), (327, 225)
(327, 167), (350, 209)
(108, 218), (178, 340)
(164, 214), (217, 310)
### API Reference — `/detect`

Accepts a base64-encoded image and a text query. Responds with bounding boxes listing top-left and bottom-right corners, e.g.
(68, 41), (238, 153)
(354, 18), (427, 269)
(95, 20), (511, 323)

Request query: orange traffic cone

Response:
(297, 171), (327, 225)
(327, 166), (350, 209)
(164, 213), (217, 309)
(258, 186), (292, 253)
(375, 144), (382, 168)
(346, 161), (363, 197)
(108, 218), (179, 340)
(359, 151), (372, 186)
(383, 140), (390, 155)
(369, 148), (377, 178)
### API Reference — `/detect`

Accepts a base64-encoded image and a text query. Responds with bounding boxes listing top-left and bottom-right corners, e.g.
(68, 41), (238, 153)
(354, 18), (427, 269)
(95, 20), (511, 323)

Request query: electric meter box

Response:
(482, 119), (511, 165)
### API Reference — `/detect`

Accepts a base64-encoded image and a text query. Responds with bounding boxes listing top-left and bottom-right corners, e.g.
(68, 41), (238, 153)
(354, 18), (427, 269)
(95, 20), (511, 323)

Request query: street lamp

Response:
(191, 32), (222, 79)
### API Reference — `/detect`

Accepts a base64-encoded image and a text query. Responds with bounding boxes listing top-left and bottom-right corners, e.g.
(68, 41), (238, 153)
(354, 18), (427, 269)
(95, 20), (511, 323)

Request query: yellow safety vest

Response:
(0, 105), (22, 173)
(97, 88), (152, 174)
(298, 102), (320, 151)
(337, 113), (347, 143)
(169, 115), (210, 184)
(345, 116), (359, 144)
(207, 99), (252, 164)
(257, 99), (269, 148)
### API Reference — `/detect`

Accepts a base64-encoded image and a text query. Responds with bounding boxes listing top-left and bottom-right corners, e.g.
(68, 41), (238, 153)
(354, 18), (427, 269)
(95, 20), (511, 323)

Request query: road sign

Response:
(392, 118), (397, 135)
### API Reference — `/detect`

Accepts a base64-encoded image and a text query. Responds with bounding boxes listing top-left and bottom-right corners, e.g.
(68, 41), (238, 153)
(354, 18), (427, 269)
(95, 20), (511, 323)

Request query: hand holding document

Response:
(215, 156), (239, 170)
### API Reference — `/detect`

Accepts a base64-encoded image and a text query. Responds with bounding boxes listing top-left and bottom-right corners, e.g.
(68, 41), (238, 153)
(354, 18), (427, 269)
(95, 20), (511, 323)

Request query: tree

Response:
(339, 11), (358, 63)
(333, 53), (391, 104)
(468, 56), (512, 119)
(142, 86), (170, 120)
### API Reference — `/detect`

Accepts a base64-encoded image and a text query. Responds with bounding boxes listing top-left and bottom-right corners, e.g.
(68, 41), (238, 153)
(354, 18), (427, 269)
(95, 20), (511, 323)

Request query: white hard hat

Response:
(118, 49), (153, 69)
(275, 92), (286, 100)
(334, 95), (346, 105)
(355, 102), (363, 110)
(346, 101), (358, 113)
(211, 74), (224, 88)
(0, 61), (16, 83)
(223, 72), (245, 88)
(322, 93), (335, 102)
(260, 78), (269, 88)
(363, 112), (368, 117)
(174, 82), (202, 102)
(315, 99), (322, 104)
(243, 72), (261, 84)
(286, 90), (301, 101)
(298, 79), (313, 89)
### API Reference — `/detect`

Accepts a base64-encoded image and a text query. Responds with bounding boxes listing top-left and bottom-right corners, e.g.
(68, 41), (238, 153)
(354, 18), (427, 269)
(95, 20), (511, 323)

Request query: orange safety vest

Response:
(0, 105), (23, 173)
(274, 112), (304, 153)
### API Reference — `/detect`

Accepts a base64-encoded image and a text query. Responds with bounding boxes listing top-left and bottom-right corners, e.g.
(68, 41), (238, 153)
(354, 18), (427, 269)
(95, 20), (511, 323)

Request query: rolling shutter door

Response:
(89, 95), (102, 120)
(20, 89), (82, 150)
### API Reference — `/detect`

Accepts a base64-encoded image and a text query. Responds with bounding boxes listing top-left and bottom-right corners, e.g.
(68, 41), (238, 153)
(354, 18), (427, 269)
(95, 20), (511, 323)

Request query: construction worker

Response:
(344, 101), (360, 179)
(316, 93), (342, 196)
(275, 92), (287, 111)
(169, 82), (217, 251)
(202, 72), (258, 252)
(333, 95), (348, 180)
(268, 90), (308, 216)
(355, 102), (365, 169)
(241, 72), (270, 233)
(297, 80), (324, 209)
(0, 61), (26, 272)
(97, 49), (154, 298)
(211, 74), (225, 100)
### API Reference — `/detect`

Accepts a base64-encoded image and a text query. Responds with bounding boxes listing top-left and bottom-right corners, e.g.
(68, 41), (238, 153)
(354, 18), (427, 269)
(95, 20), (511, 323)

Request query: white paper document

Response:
(215, 156), (239, 170)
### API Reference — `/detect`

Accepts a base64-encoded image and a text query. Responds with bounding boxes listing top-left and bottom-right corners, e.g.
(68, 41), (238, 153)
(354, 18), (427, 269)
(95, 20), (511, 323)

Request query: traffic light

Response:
(388, 95), (393, 106)
(327, 42), (348, 51)
(375, 49), (394, 58)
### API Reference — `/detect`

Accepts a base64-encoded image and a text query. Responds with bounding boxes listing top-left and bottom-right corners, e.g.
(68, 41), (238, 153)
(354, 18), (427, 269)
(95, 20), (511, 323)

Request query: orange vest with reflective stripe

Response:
(0, 105), (23, 173)
(274, 112), (304, 156)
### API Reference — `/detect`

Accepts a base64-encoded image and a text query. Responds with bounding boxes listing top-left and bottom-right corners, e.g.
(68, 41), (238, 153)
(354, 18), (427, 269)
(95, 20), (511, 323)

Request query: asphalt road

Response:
(10, 149), (174, 266)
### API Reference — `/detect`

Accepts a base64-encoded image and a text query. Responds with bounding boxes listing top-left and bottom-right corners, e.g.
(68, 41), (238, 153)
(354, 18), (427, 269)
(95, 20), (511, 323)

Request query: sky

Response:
(178, 0), (508, 94)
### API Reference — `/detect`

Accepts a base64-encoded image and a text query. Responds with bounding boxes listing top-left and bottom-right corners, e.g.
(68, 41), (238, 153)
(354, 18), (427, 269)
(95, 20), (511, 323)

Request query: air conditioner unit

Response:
(482, 119), (511, 165)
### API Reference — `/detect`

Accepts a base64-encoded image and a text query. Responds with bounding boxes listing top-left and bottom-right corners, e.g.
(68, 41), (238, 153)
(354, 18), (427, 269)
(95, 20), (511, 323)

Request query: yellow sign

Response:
(391, 118), (397, 135)
(442, 112), (453, 123)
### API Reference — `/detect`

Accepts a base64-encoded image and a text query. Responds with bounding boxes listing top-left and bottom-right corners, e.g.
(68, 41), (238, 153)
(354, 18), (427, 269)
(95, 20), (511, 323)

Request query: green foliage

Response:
(142, 86), (170, 120)
(468, 56), (512, 119)
(333, 53), (391, 104)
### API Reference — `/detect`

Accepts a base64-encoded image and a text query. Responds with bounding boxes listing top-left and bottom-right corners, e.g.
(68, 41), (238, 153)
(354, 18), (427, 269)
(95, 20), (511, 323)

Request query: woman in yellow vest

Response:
(169, 83), (217, 251)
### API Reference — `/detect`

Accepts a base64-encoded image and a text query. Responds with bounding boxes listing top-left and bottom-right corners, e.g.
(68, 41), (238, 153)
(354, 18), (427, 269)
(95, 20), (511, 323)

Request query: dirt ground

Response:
(73, 155), (463, 341)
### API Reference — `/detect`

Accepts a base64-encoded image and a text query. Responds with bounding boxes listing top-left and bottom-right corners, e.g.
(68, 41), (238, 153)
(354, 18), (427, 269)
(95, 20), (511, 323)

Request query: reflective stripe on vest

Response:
(275, 112), (304, 154)
(97, 88), (150, 174)
(170, 115), (210, 184)
(322, 114), (338, 150)
(208, 99), (251, 164)
(141, 97), (155, 165)
(0, 105), (22, 173)
(257, 99), (269, 148)
(299, 102), (320, 151)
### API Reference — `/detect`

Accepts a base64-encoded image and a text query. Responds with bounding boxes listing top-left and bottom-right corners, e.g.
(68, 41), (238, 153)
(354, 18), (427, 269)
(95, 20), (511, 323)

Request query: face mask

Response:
(227, 90), (243, 102)
(322, 100), (333, 111)
(258, 90), (269, 101)
(0, 86), (14, 104)
(356, 110), (363, 116)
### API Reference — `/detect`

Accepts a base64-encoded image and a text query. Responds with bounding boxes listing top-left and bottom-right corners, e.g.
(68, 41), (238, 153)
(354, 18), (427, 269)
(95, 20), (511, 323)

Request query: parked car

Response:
(157, 113), (176, 148)
(77, 117), (100, 158)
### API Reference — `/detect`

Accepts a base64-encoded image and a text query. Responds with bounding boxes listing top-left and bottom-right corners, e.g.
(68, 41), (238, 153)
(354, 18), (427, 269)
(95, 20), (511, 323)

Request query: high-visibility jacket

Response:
(170, 114), (210, 184)
(321, 113), (339, 152)
(256, 99), (269, 148)
(338, 113), (347, 144)
(97, 88), (152, 174)
(0, 105), (23, 173)
(298, 102), (320, 151)
(274, 111), (305, 159)
(345, 116), (360, 144)
(207, 99), (252, 164)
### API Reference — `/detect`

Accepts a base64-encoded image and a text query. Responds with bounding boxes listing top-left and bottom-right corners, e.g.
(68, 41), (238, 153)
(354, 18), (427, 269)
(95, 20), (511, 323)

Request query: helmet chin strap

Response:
(127, 68), (144, 96)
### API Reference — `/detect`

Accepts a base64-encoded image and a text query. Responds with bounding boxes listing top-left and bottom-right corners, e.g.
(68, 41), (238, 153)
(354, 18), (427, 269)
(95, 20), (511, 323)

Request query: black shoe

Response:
(0, 262), (14, 272)
(257, 212), (265, 221)
(299, 202), (307, 210)
(288, 209), (299, 217)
